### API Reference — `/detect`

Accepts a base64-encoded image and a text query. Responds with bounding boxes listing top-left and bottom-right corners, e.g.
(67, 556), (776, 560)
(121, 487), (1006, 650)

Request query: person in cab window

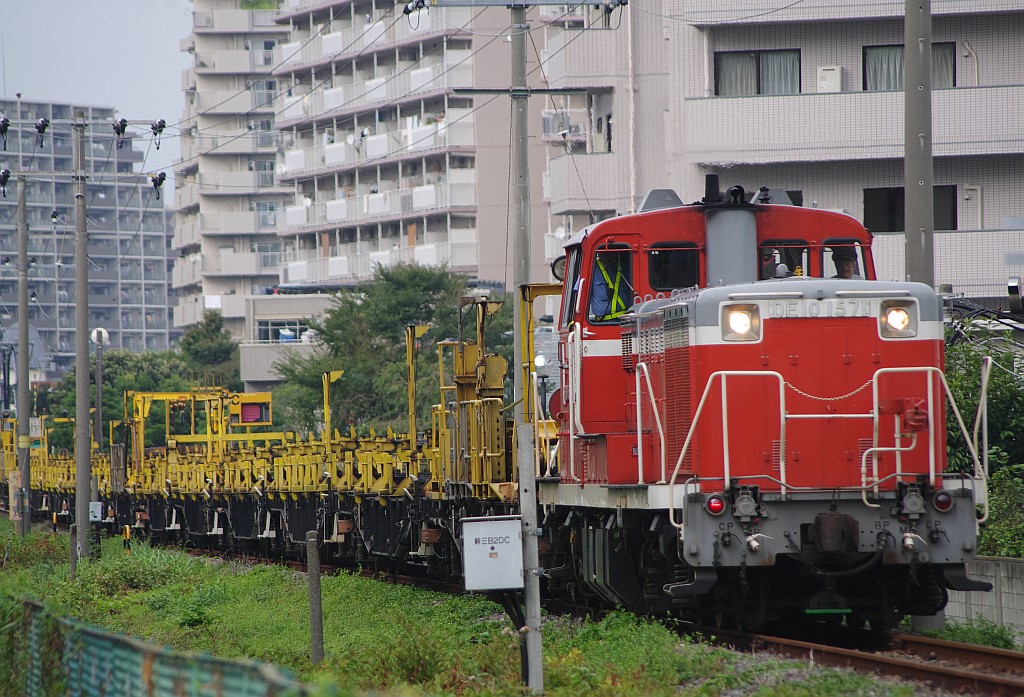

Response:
(591, 250), (631, 320)
(832, 247), (862, 279)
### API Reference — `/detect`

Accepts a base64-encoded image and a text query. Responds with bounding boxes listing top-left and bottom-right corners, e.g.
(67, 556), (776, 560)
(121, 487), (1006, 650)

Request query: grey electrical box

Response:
(89, 501), (103, 522)
(462, 515), (524, 591)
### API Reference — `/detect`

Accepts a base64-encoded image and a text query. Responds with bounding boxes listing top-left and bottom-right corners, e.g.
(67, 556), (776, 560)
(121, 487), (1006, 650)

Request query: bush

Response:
(978, 464), (1024, 557)
(923, 617), (1019, 650)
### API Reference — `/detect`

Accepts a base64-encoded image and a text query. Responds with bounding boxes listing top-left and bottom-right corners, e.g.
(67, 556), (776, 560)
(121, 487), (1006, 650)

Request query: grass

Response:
(0, 517), (951, 696)
(907, 615), (1020, 650)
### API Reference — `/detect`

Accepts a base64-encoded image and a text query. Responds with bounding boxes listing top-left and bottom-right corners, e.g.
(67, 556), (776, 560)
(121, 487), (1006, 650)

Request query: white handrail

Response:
(973, 356), (992, 525)
(634, 362), (667, 484)
(530, 370), (551, 478)
(668, 371), (785, 530)
(564, 326), (582, 482)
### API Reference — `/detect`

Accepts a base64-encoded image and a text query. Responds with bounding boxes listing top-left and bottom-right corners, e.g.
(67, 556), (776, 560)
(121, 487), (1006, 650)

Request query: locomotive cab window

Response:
(760, 239), (808, 279)
(588, 244), (634, 322)
(648, 242), (698, 291)
(824, 239), (865, 279)
(559, 246), (583, 328)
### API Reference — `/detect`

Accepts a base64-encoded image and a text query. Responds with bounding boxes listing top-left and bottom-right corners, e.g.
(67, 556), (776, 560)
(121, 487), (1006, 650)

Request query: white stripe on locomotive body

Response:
(692, 317), (945, 346)
(577, 338), (624, 358)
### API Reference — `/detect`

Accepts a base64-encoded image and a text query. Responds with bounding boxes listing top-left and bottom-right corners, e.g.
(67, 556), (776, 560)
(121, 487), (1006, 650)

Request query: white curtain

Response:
(865, 46), (904, 91)
(866, 44), (955, 91)
(761, 51), (800, 94)
(717, 53), (757, 96)
(932, 43), (955, 88)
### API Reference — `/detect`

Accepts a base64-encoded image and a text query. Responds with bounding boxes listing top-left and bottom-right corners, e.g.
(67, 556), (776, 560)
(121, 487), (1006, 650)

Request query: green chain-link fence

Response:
(0, 597), (308, 697)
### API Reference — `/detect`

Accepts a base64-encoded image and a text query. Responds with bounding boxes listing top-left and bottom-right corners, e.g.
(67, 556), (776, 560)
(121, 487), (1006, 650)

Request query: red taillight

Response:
(933, 490), (954, 512)
(705, 495), (727, 516)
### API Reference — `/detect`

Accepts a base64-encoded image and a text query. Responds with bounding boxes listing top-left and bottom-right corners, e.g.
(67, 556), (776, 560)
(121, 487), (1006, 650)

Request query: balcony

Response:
(198, 171), (284, 195)
(196, 90), (274, 116)
(273, 8), (472, 75)
(280, 117), (474, 179)
(203, 251), (276, 277)
(204, 293), (246, 319)
(193, 132), (281, 156)
(192, 10), (280, 33)
(172, 257), (203, 289)
(546, 151), (631, 215)
(173, 297), (203, 328)
(683, 0), (1018, 26)
(241, 341), (319, 384)
(282, 237), (478, 287)
(200, 211), (280, 236)
(683, 85), (1024, 166)
(276, 56), (474, 126)
(540, 108), (589, 143)
(874, 229), (1024, 299)
(540, 30), (627, 90)
(194, 49), (264, 74)
(278, 0), (342, 20)
(284, 179), (475, 232)
(538, 4), (586, 23)
(177, 184), (200, 211)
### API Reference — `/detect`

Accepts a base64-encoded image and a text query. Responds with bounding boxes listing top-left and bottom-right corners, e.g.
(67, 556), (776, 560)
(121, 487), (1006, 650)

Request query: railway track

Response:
(713, 628), (1024, 696)
(185, 546), (1024, 694)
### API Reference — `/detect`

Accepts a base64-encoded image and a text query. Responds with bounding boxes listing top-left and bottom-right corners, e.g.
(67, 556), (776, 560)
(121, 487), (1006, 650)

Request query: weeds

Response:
(918, 616), (1020, 650)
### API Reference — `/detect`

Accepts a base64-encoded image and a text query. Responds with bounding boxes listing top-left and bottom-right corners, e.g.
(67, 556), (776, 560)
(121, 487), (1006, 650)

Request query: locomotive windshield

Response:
(824, 238), (865, 279)
(648, 242), (699, 291)
(759, 239), (808, 279)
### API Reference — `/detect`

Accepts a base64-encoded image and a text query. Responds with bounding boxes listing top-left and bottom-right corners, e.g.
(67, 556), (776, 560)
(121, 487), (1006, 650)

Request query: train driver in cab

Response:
(590, 248), (633, 321)
(831, 246), (863, 279)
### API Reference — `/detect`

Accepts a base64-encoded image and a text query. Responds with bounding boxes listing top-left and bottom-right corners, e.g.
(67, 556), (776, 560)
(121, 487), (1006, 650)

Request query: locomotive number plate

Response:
(767, 299), (874, 319)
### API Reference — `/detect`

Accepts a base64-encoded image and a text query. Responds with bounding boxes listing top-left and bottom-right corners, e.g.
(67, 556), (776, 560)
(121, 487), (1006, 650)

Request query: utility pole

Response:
(16, 175), (29, 537)
(904, 0), (934, 286)
(508, 5), (544, 693)
(73, 112), (91, 559)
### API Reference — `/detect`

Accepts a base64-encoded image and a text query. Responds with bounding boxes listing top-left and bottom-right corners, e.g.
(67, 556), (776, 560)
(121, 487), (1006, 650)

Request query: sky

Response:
(3, 0), (194, 200)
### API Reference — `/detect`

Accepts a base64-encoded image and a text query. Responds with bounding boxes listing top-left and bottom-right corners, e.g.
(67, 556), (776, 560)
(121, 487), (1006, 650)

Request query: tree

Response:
(273, 263), (513, 435)
(47, 349), (192, 451)
(944, 329), (1024, 474)
(177, 310), (241, 390)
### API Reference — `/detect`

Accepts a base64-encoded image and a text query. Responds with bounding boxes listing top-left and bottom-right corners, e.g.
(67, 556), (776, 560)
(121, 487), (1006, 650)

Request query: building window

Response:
(715, 50), (800, 96)
(863, 43), (955, 91)
(257, 319), (310, 343)
(863, 185), (957, 232)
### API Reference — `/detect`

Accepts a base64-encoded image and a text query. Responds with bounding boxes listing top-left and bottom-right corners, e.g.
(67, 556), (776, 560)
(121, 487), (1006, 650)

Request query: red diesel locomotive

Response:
(537, 177), (990, 628)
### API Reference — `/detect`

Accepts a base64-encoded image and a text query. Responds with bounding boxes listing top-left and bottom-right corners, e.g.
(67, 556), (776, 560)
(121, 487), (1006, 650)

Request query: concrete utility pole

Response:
(904, 0), (934, 286)
(16, 175), (29, 537)
(507, 5), (544, 692)
(73, 112), (91, 559)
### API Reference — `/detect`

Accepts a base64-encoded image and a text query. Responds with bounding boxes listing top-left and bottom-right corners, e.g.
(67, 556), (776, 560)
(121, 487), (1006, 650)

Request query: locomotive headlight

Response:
(721, 303), (761, 342)
(879, 300), (918, 338)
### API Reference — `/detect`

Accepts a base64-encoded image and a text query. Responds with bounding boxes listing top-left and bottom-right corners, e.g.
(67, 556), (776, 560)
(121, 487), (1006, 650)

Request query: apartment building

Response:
(541, 1), (1024, 304)
(174, 0), (296, 337)
(271, 0), (550, 290)
(0, 98), (175, 380)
